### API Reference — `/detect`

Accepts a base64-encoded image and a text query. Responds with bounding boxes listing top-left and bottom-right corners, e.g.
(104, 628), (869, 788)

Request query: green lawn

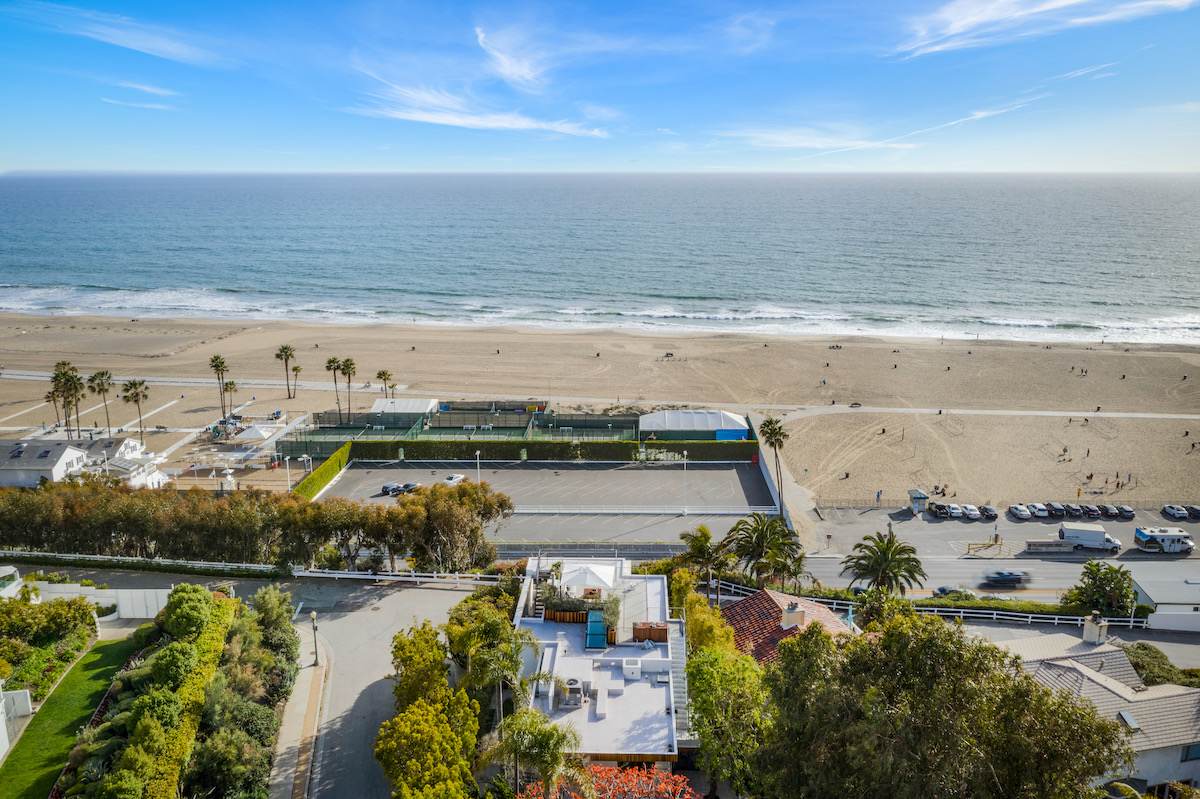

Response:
(0, 636), (138, 799)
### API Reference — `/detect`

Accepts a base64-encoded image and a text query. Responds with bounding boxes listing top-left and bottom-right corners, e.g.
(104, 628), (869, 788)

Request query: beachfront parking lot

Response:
(327, 460), (774, 511)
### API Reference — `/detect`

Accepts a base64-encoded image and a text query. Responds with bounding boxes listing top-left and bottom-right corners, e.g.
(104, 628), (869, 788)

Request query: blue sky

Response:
(1, 0), (1197, 171)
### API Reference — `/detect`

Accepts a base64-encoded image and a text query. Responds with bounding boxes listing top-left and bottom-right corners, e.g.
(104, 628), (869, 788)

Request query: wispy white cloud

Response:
(115, 81), (177, 96)
(6, 1), (224, 65)
(100, 97), (175, 110)
(725, 12), (776, 53)
(349, 69), (608, 138)
(900, 0), (1197, 56)
(1048, 62), (1118, 80)
(579, 103), (621, 120)
(1150, 101), (1200, 111)
(475, 26), (548, 90)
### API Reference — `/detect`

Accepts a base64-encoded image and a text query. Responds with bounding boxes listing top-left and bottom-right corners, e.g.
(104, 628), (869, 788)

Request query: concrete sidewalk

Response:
(269, 627), (327, 799)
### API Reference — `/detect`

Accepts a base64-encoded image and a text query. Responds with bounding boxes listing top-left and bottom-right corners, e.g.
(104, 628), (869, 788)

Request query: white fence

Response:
(291, 568), (503, 586)
(711, 580), (1150, 629)
(514, 505), (777, 516)
(2, 549), (278, 574)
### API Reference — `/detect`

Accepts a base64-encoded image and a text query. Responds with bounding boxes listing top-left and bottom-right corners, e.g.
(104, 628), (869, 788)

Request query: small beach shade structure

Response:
(560, 563), (616, 589)
(234, 425), (274, 441)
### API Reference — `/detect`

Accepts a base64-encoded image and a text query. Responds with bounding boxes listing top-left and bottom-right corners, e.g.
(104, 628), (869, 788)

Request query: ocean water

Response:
(1, 173), (1198, 343)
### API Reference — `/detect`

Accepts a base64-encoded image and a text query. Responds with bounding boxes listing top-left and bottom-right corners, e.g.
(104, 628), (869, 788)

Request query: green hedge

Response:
(348, 441), (402, 460)
(643, 440), (760, 461)
(292, 442), (351, 500)
(144, 597), (236, 798)
(576, 441), (641, 461)
(0, 553), (284, 580)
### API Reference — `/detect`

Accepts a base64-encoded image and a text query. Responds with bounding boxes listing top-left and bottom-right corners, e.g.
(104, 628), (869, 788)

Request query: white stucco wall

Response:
(1131, 744), (1200, 788)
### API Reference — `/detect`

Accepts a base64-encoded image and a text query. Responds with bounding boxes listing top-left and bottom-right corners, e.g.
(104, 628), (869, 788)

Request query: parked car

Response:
(382, 482), (402, 494)
(948, 503), (963, 517)
(1009, 504), (1032, 519)
(1163, 505), (1190, 520)
(980, 505), (998, 520)
(1100, 504), (1120, 518)
(984, 569), (1027, 586)
(1118, 505), (1136, 519)
(444, 474), (466, 486)
(1064, 503), (1084, 517)
(1187, 505), (1200, 519)
(1028, 503), (1050, 518)
(390, 482), (422, 495)
(962, 504), (982, 520)
(933, 585), (977, 599)
(1081, 504), (1102, 518)
(1046, 502), (1066, 517)
(928, 502), (950, 518)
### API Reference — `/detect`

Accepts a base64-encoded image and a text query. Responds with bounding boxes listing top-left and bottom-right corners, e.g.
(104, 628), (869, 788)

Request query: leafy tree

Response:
(687, 646), (769, 797)
(1064, 559), (1136, 616)
(757, 416), (789, 516)
(668, 567), (696, 619)
(375, 691), (479, 799)
(366, 502), (424, 572)
(683, 592), (735, 652)
(119, 378), (149, 444)
(725, 512), (798, 587)
(482, 709), (592, 798)
(839, 531), (926, 595)
(151, 640), (197, 689)
(276, 344), (296, 398)
(757, 615), (1134, 799)
(411, 482), (514, 572)
(87, 370), (115, 433)
(679, 524), (734, 604)
(853, 587), (915, 629)
(1119, 641), (1200, 688)
(390, 621), (451, 712)
(209, 354), (228, 418)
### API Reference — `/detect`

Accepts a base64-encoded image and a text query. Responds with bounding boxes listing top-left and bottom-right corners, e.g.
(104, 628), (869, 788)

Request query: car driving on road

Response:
(984, 570), (1027, 586)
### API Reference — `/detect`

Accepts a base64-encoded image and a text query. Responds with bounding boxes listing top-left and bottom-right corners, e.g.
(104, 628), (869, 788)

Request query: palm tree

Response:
(52, 361), (80, 437)
(725, 512), (798, 587)
(223, 380), (238, 414)
(680, 524), (734, 604)
(44, 387), (61, 427)
(209, 355), (228, 419)
(840, 531), (927, 595)
(87, 370), (114, 434)
(465, 626), (542, 732)
(324, 357), (342, 421)
(275, 345), (296, 398)
(482, 709), (594, 799)
(758, 416), (789, 517)
(340, 358), (357, 419)
(63, 372), (85, 437)
(292, 364), (303, 397)
(766, 548), (812, 593)
(120, 379), (149, 445)
(376, 369), (393, 399)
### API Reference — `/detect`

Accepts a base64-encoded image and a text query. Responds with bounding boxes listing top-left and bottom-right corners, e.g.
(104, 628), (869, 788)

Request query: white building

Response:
(639, 409), (749, 441)
(517, 558), (686, 766)
(997, 629), (1200, 794)
(0, 440), (88, 487)
(1130, 567), (1200, 633)
(0, 565), (21, 599)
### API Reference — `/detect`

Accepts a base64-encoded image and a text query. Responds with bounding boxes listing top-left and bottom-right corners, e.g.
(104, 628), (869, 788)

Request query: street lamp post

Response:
(475, 450), (481, 484)
(682, 450), (688, 516)
(284, 456), (291, 488)
(310, 610), (319, 666)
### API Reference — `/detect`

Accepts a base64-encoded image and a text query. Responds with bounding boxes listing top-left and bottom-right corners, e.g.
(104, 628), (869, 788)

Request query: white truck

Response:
(1058, 522), (1121, 554)
(1134, 526), (1195, 554)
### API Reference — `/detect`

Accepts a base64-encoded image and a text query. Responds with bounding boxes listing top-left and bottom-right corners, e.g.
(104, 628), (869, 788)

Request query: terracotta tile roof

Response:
(721, 589), (850, 665)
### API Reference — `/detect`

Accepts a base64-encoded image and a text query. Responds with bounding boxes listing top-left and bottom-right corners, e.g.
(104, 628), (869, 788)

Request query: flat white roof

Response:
(370, 398), (437, 414)
(639, 409), (748, 431)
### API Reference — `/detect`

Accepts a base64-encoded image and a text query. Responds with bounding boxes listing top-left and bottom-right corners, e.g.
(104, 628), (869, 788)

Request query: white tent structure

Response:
(639, 409), (750, 440)
(561, 563), (616, 589)
(370, 398), (438, 414)
(234, 425), (274, 442)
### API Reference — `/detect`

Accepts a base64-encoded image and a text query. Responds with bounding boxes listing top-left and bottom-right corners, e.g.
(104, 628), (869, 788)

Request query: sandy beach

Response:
(1, 313), (1197, 507)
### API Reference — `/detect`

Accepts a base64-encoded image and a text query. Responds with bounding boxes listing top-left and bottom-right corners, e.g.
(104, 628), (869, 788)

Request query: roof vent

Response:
(1117, 710), (1140, 731)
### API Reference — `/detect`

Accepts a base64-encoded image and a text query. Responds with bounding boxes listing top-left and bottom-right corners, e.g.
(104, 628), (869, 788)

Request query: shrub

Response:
(130, 622), (161, 650)
(95, 603), (118, 617)
(95, 769), (144, 799)
(313, 544), (345, 571)
(182, 727), (271, 798)
(1120, 642), (1200, 688)
(229, 696), (281, 746)
(162, 584), (214, 640)
(151, 641), (198, 690)
(251, 585), (300, 664)
(132, 687), (182, 730)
